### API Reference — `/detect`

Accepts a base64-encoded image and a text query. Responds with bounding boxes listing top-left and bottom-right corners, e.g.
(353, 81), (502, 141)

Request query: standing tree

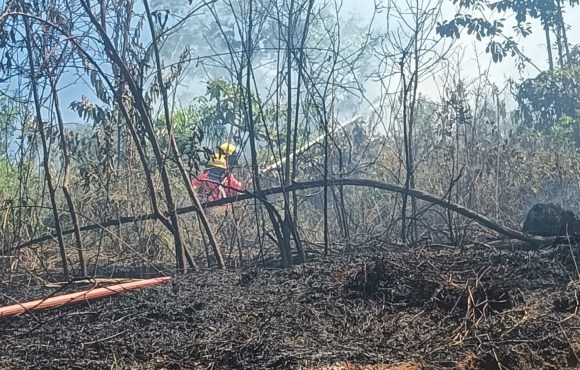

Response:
(373, 0), (455, 243)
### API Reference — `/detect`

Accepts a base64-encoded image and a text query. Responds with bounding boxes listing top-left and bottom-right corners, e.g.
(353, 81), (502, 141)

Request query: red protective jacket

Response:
(192, 171), (243, 203)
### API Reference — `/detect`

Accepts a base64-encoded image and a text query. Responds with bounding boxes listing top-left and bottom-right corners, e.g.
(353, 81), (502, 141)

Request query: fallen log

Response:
(8, 178), (549, 253)
(0, 276), (171, 318)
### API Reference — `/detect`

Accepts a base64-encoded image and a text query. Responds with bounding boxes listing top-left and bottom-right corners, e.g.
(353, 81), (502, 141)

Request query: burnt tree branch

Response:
(10, 178), (548, 254)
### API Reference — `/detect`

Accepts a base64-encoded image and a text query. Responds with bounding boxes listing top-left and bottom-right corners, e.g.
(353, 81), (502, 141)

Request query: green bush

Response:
(0, 157), (17, 200)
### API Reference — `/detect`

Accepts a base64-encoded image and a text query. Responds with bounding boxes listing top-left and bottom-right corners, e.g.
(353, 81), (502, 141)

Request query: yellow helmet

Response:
(207, 153), (227, 169)
(218, 142), (237, 156)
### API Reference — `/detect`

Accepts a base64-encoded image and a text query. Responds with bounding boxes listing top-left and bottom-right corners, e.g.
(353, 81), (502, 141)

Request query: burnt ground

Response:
(2, 243), (580, 369)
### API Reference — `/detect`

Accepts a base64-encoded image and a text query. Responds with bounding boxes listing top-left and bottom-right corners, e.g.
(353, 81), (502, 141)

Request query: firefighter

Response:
(218, 142), (239, 167)
(192, 152), (242, 203)
(192, 144), (250, 266)
(217, 142), (254, 188)
(192, 151), (243, 266)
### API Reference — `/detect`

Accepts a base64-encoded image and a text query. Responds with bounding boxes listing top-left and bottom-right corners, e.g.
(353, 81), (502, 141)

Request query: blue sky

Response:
(342, 0), (580, 99)
(53, 0), (579, 123)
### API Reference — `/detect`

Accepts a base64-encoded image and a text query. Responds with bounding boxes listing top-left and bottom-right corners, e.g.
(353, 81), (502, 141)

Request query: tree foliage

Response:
(516, 62), (580, 134)
(436, 0), (578, 67)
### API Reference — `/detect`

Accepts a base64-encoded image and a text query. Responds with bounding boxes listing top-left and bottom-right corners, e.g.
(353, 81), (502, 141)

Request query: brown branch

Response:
(9, 178), (548, 254)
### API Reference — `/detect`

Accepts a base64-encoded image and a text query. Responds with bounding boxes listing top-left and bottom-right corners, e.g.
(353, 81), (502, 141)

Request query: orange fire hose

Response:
(0, 276), (172, 318)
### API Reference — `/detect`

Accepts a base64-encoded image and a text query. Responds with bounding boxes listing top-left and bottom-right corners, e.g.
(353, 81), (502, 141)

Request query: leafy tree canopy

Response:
(436, 0), (578, 65)
(514, 45), (580, 145)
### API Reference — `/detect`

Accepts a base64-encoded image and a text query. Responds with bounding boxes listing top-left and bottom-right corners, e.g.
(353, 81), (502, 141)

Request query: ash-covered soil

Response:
(2, 243), (580, 369)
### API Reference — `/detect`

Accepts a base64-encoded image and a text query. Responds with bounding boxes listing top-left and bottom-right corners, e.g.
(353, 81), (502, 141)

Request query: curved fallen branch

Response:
(9, 178), (547, 253)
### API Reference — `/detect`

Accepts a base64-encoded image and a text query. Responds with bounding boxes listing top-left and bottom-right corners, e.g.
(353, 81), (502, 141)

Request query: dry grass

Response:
(4, 120), (580, 275)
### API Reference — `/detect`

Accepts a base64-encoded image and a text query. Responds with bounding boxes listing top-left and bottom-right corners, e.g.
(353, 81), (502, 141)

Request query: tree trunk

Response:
(244, 0), (291, 267)
(144, 0), (222, 270)
(555, 23), (564, 68)
(556, 0), (571, 66)
(23, 16), (69, 279)
(282, 0), (297, 264)
(290, 0), (315, 263)
(544, 23), (554, 71)
(400, 58), (411, 243)
(51, 77), (87, 276)
(409, 26), (420, 241)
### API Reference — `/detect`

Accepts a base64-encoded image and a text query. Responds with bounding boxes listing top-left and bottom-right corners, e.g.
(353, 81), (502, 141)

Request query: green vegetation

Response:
(0, 0), (577, 274)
